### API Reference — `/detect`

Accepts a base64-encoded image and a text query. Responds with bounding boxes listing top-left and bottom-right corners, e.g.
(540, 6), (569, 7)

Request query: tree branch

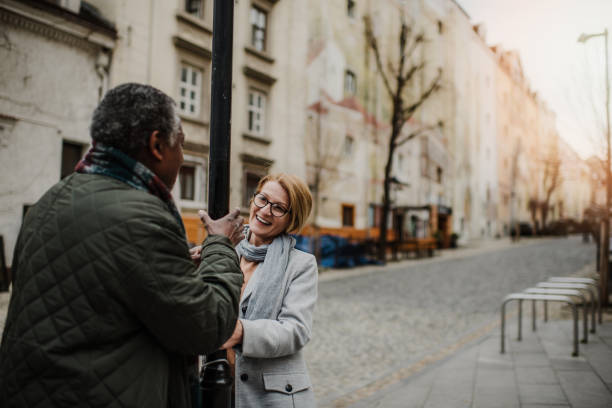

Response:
(395, 124), (439, 148)
(403, 62), (425, 87)
(364, 15), (394, 99)
(402, 68), (442, 121)
(401, 33), (424, 75)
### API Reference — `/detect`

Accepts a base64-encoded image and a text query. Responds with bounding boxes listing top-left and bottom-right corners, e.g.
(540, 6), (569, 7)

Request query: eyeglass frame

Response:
(252, 193), (290, 217)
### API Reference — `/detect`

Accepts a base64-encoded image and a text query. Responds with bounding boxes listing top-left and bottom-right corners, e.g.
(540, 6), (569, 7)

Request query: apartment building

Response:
(0, 0), (115, 265)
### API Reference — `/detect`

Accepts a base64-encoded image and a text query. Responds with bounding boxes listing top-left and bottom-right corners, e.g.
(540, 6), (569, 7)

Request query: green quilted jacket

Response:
(0, 173), (243, 407)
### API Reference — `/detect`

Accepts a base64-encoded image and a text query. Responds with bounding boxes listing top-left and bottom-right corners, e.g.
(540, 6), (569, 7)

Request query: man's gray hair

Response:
(90, 83), (180, 155)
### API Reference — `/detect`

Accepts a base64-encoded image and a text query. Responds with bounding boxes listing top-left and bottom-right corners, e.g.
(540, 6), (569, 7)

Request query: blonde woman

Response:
(221, 173), (318, 407)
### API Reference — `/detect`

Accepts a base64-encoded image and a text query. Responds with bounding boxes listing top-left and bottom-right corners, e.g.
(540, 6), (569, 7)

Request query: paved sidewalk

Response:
(347, 313), (612, 408)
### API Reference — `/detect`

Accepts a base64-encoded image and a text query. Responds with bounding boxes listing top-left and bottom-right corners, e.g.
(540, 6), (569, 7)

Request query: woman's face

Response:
(249, 181), (291, 245)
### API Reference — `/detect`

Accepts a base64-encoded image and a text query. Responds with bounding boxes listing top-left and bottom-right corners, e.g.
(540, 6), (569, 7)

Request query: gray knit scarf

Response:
(235, 225), (295, 320)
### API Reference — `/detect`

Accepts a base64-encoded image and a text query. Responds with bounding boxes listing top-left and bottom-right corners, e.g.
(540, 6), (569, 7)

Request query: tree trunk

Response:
(377, 106), (401, 263)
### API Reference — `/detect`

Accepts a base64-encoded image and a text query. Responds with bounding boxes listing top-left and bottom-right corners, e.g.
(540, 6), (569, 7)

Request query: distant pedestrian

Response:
(193, 173), (317, 407)
(0, 83), (244, 407)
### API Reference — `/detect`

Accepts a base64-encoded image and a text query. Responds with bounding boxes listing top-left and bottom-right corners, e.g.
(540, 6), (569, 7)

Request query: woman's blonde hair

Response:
(255, 173), (312, 234)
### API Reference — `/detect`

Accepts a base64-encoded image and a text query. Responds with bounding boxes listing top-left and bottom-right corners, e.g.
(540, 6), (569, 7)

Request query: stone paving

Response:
(348, 314), (612, 408)
(305, 236), (596, 406)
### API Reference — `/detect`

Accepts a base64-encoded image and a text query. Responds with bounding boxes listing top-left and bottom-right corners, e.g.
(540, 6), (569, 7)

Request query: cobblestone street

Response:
(306, 236), (596, 406)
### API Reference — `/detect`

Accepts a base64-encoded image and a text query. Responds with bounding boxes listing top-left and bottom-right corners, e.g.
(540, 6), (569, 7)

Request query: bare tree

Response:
(364, 14), (442, 262)
(539, 154), (561, 228)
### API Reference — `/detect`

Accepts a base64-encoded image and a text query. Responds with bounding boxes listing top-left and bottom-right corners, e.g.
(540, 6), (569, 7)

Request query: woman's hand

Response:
(220, 320), (243, 350)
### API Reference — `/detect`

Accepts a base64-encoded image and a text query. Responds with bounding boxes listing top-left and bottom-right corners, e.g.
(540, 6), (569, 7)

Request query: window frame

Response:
(243, 171), (264, 208)
(344, 69), (357, 96)
(341, 203), (355, 227)
(173, 154), (208, 209)
(60, 140), (84, 180)
(178, 63), (204, 118)
(343, 134), (354, 158)
(247, 88), (267, 137)
(347, 0), (356, 18)
(250, 5), (268, 52)
(185, 0), (204, 19)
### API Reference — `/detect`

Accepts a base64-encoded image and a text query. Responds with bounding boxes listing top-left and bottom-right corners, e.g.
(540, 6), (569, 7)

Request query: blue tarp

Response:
(293, 234), (381, 268)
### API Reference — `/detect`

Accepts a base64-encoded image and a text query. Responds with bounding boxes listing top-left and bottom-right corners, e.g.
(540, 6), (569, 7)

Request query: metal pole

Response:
(603, 28), (610, 308)
(208, 0), (234, 219)
(200, 0), (235, 407)
(517, 299), (522, 341)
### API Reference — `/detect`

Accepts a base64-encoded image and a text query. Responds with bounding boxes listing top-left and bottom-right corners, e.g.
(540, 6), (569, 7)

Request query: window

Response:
(342, 204), (355, 227)
(347, 0), (356, 18)
(174, 156), (207, 207)
(248, 89), (266, 136)
(250, 6), (267, 52)
(179, 166), (195, 200)
(61, 141), (83, 179)
(179, 64), (202, 117)
(185, 0), (203, 18)
(436, 166), (442, 183)
(397, 153), (404, 172)
(244, 172), (263, 207)
(344, 70), (356, 95)
(343, 135), (354, 157)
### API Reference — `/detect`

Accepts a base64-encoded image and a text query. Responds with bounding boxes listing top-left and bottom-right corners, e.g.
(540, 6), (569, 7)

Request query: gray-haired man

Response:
(0, 83), (243, 407)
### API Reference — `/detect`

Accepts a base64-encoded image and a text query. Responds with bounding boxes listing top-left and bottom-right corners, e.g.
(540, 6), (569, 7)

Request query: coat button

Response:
(285, 384), (293, 392)
(240, 373), (248, 382)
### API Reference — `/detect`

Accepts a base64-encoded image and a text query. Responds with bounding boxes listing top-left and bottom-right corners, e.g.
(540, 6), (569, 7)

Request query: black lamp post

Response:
(199, 0), (235, 407)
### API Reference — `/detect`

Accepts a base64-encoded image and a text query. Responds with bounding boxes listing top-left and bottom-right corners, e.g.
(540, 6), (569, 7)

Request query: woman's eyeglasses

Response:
(253, 193), (290, 217)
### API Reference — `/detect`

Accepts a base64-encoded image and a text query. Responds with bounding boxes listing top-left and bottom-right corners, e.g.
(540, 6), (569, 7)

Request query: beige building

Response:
(0, 0), (115, 266)
(87, 0), (309, 244)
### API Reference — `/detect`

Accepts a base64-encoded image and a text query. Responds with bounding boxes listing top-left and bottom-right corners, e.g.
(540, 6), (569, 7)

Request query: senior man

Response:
(0, 83), (244, 407)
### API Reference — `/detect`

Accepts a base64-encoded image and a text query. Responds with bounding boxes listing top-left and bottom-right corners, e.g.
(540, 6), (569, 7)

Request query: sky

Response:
(457, 0), (612, 159)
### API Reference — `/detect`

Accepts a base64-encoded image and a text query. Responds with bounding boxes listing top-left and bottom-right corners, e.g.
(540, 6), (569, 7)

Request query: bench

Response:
(394, 238), (436, 259)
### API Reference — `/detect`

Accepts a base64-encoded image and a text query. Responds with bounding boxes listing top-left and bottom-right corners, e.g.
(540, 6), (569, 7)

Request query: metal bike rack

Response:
(501, 293), (579, 357)
(548, 277), (602, 324)
(523, 288), (589, 343)
(536, 282), (597, 333)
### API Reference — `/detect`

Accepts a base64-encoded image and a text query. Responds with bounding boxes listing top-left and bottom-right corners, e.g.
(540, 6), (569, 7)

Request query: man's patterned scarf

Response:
(75, 141), (185, 235)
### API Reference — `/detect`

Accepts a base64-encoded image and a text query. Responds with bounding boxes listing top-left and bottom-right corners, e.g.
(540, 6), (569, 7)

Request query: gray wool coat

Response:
(234, 247), (318, 408)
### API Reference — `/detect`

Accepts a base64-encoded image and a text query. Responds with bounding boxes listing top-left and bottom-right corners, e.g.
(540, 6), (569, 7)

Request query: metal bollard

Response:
(200, 350), (233, 408)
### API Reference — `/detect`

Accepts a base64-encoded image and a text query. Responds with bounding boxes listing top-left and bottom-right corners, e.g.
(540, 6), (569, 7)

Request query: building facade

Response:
(0, 0), (115, 265)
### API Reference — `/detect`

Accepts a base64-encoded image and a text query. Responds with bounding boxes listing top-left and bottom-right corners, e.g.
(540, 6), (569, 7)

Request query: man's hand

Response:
(189, 245), (202, 266)
(199, 208), (245, 246)
(220, 320), (243, 350)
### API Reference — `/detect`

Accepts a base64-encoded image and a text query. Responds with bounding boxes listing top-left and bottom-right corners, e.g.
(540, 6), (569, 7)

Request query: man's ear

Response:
(148, 131), (164, 161)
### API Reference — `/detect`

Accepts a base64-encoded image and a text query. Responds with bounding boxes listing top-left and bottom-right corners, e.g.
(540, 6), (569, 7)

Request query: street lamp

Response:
(578, 29), (610, 307)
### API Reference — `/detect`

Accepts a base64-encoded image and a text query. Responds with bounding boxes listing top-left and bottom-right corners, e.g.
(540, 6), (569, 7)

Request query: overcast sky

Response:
(457, 0), (612, 159)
